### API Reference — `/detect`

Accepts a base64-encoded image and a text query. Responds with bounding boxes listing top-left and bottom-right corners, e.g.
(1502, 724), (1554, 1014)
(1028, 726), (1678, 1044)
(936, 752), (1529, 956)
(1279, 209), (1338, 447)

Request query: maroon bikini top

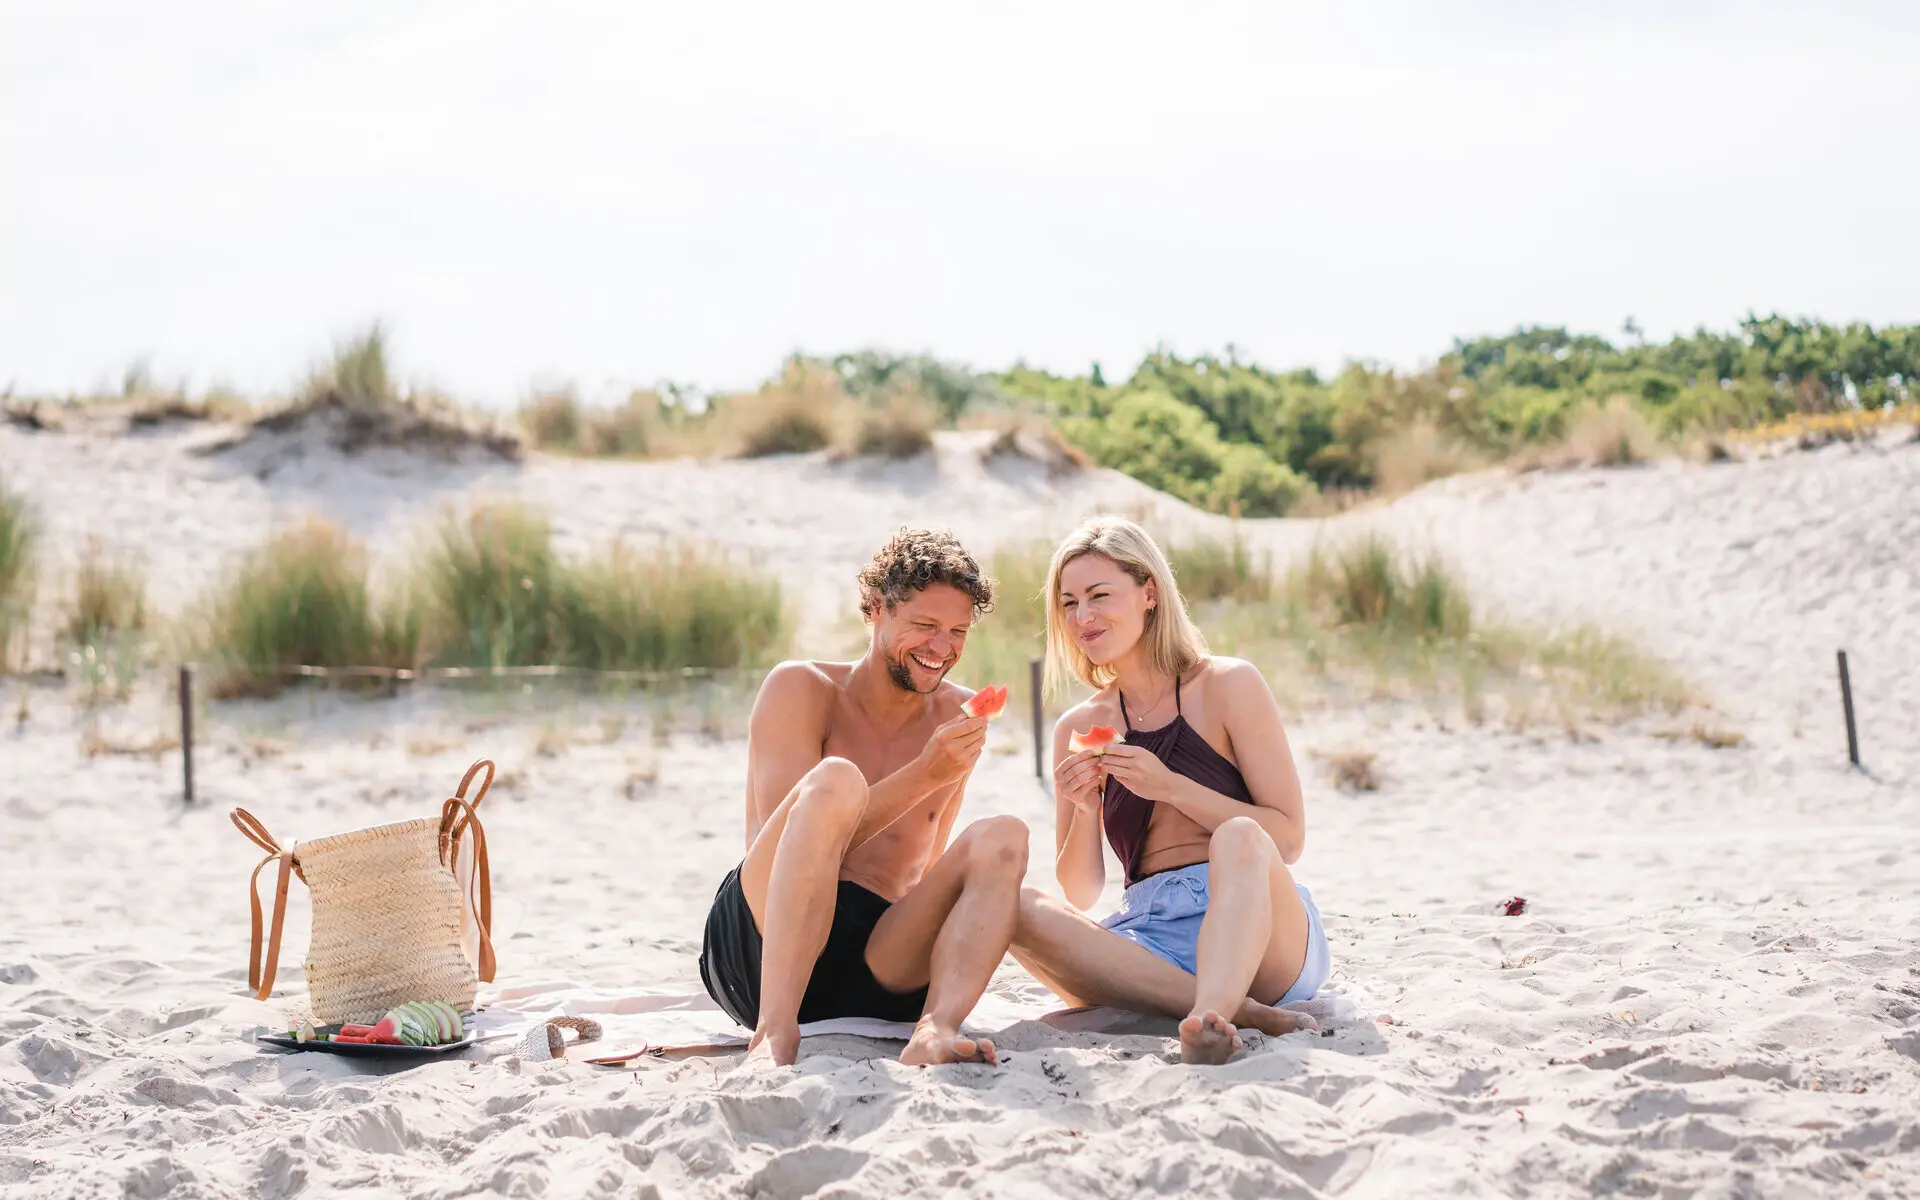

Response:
(1102, 674), (1255, 886)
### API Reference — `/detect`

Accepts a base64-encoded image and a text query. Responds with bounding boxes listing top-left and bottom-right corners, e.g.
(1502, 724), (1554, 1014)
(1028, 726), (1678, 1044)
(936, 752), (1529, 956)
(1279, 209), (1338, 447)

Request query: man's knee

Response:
(962, 815), (1029, 874)
(794, 757), (868, 822)
(1210, 816), (1269, 866)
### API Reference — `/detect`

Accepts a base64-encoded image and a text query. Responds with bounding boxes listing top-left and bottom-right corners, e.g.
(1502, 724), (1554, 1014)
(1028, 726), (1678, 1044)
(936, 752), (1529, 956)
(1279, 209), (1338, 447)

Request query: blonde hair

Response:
(1043, 515), (1208, 697)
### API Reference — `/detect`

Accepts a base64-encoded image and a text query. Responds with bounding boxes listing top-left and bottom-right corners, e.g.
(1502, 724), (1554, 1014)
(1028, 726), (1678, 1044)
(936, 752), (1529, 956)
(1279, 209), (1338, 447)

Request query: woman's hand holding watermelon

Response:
(1098, 743), (1179, 805)
(1054, 747), (1107, 814)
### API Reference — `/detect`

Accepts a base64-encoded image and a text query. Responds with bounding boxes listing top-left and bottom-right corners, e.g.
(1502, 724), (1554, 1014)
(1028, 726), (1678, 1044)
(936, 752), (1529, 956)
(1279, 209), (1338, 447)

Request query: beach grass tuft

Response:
(192, 518), (416, 697)
(728, 365), (846, 458)
(848, 390), (938, 460)
(968, 525), (1690, 728)
(0, 476), (36, 669)
(63, 538), (148, 649)
(191, 503), (792, 694)
(418, 501), (789, 671)
(418, 502), (568, 668)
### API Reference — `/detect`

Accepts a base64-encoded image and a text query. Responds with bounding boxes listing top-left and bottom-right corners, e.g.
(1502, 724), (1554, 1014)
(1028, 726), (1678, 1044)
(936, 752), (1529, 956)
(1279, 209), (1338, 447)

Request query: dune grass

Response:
(417, 501), (789, 671)
(558, 541), (788, 671)
(727, 365), (846, 458)
(63, 538), (148, 649)
(848, 390), (938, 460)
(192, 519), (415, 697)
(60, 539), (150, 699)
(961, 526), (1690, 730)
(252, 326), (522, 460)
(519, 389), (666, 458)
(0, 476), (36, 669)
(192, 504), (791, 693)
(419, 502), (568, 668)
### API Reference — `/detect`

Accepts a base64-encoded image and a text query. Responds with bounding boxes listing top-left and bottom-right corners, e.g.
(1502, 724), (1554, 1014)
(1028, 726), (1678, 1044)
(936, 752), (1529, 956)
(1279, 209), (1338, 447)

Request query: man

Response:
(699, 529), (1029, 1066)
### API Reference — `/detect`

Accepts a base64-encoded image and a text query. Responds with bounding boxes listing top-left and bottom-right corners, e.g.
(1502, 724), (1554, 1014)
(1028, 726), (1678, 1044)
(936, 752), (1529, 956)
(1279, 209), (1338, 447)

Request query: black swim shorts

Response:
(698, 863), (930, 1030)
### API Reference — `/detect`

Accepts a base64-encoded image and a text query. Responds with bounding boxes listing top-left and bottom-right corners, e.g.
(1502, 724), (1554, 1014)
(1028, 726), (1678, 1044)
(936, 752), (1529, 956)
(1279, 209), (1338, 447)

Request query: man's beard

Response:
(885, 650), (940, 694)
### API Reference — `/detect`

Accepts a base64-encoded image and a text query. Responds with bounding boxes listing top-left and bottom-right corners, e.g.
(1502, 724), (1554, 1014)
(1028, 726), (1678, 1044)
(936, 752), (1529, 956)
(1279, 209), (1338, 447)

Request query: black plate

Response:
(258, 1029), (477, 1056)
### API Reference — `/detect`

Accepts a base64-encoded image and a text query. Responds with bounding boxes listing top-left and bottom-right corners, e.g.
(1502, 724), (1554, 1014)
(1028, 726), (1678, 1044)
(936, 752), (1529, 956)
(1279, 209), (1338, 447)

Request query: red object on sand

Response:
(963, 685), (1008, 719)
(1501, 896), (1527, 916)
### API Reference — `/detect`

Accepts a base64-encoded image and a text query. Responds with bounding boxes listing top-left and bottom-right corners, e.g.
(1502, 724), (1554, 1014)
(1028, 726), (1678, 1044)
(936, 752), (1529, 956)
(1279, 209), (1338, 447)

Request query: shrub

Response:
(728, 366), (847, 458)
(1563, 395), (1665, 466)
(588, 392), (665, 457)
(849, 391), (937, 459)
(1209, 443), (1312, 517)
(0, 477), (36, 668)
(1370, 419), (1483, 496)
(194, 519), (410, 696)
(519, 389), (585, 451)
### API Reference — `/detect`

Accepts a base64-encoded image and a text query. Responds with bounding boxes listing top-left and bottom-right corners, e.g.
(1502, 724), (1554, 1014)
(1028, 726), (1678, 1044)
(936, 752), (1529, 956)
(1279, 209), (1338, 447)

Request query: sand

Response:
(2, 420), (1917, 1198)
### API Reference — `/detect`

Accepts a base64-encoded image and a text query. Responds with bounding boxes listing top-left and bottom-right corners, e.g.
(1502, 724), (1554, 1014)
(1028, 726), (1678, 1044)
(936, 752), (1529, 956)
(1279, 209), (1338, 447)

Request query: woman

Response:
(1011, 516), (1331, 1063)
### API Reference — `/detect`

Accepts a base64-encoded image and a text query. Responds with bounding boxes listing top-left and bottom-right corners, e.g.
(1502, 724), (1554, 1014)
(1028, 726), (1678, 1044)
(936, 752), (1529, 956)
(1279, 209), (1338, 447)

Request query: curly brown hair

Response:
(857, 528), (996, 621)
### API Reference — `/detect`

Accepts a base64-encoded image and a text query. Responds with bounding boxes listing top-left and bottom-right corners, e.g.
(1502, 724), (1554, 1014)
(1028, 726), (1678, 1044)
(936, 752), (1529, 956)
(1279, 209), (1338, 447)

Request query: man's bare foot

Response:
(1178, 1010), (1242, 1065)
(747, 1023), (801, 1067)
(1234, 998), (1318, 1038)
(900, 1017), (997, 1066)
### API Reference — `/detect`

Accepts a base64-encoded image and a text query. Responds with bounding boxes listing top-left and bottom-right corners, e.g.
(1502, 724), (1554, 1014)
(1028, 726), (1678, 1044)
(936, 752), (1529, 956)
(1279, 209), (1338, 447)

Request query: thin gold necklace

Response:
(1127, 673), (1176, 725)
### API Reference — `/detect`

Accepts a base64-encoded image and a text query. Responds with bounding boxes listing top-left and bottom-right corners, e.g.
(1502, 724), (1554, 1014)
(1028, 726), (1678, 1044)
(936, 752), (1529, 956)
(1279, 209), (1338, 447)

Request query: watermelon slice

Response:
(1067, 725), (1123, 755)
(962, 685), (1008, 720)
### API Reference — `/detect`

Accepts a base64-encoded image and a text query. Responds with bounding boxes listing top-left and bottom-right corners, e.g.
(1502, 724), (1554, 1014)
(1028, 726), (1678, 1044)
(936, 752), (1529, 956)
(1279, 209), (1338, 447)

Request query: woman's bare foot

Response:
(899, 1017), (997, 1066)
(1178, 1010), (1242, 1065)
(1234, 998), (1318, 1038)
(747, 1023), (801, 1066)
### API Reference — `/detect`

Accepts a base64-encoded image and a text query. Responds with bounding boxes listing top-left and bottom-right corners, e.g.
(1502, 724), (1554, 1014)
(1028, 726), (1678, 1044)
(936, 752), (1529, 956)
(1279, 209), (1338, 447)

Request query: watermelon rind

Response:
(407, 1003), (439, 1045)
(424, 1001), (454, 1042)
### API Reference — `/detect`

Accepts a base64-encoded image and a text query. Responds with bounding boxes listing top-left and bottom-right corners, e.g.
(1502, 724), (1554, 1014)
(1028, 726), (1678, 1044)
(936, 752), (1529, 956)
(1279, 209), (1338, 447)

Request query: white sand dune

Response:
(2, 423), (1917, 1198)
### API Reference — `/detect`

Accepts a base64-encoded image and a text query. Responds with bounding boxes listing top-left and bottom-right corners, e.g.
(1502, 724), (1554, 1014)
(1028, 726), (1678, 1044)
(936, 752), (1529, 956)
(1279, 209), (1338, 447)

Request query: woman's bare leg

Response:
(1011, 886), (1314, 1038)
(1181, 816), (1313, 1064)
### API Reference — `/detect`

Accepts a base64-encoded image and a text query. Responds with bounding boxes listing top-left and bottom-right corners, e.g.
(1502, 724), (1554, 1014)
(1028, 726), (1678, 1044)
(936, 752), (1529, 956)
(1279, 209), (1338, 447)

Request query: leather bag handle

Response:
(438, 760), (497, 983)
(231, 807), (296, 1001)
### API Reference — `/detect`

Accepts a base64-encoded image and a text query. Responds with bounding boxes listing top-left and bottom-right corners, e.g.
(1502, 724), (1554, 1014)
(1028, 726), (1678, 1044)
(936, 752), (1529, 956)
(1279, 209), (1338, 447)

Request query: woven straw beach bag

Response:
(229, 760), (498, 1024)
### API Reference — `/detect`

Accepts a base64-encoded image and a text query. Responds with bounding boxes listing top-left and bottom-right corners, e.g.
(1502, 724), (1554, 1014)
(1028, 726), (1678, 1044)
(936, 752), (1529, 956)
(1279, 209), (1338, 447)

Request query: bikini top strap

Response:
(1174, 674), (1183, 714)
(1117, 689), (1134, 732)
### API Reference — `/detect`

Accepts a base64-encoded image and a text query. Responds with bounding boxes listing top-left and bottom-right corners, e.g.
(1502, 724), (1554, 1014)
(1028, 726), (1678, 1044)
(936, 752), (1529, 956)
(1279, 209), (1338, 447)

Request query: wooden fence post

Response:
(1837, 650), (1860, 769)
(179, 664), (195, 804)
(1030, 657), (1044, 781)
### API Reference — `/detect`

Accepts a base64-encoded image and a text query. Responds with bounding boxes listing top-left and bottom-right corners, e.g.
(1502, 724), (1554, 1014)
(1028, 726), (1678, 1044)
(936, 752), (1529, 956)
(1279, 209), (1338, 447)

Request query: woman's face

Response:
(1057, 553), (1156, 667)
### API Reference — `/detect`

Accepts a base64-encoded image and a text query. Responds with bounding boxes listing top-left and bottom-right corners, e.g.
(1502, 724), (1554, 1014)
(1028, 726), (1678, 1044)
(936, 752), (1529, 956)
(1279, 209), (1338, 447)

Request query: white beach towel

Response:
(470, 977), (1373, 1060)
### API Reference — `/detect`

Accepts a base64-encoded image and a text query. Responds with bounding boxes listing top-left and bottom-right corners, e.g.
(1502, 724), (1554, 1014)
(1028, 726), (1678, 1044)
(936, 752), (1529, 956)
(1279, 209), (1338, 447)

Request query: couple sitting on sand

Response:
(698, 517), (1332, 1066)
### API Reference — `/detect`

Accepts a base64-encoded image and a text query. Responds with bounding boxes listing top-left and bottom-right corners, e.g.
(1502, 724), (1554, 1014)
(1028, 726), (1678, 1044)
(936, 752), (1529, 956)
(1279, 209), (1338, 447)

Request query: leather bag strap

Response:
(438, 760), (497, 983)
(231, 807), (296, 1000)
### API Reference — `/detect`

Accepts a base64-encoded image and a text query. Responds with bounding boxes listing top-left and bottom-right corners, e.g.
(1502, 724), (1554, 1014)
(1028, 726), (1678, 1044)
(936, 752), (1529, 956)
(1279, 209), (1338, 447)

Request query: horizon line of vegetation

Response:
(9, 314), (1918, 520)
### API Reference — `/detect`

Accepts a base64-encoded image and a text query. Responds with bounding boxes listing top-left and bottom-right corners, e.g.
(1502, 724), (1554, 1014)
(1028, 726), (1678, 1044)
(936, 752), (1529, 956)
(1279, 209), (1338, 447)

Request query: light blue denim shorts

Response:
(1100, 862), (1332, 1006)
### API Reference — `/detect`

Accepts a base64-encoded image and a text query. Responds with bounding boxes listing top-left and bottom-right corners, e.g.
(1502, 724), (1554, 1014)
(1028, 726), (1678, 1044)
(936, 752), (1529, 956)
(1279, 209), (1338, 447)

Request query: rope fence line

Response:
(192, 662), (768, 683)
(170, 656), (1056, 804)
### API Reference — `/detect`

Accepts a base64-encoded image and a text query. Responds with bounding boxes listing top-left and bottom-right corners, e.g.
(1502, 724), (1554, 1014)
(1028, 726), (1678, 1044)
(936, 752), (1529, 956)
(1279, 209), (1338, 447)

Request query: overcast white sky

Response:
(2, 1), (1916, 404)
